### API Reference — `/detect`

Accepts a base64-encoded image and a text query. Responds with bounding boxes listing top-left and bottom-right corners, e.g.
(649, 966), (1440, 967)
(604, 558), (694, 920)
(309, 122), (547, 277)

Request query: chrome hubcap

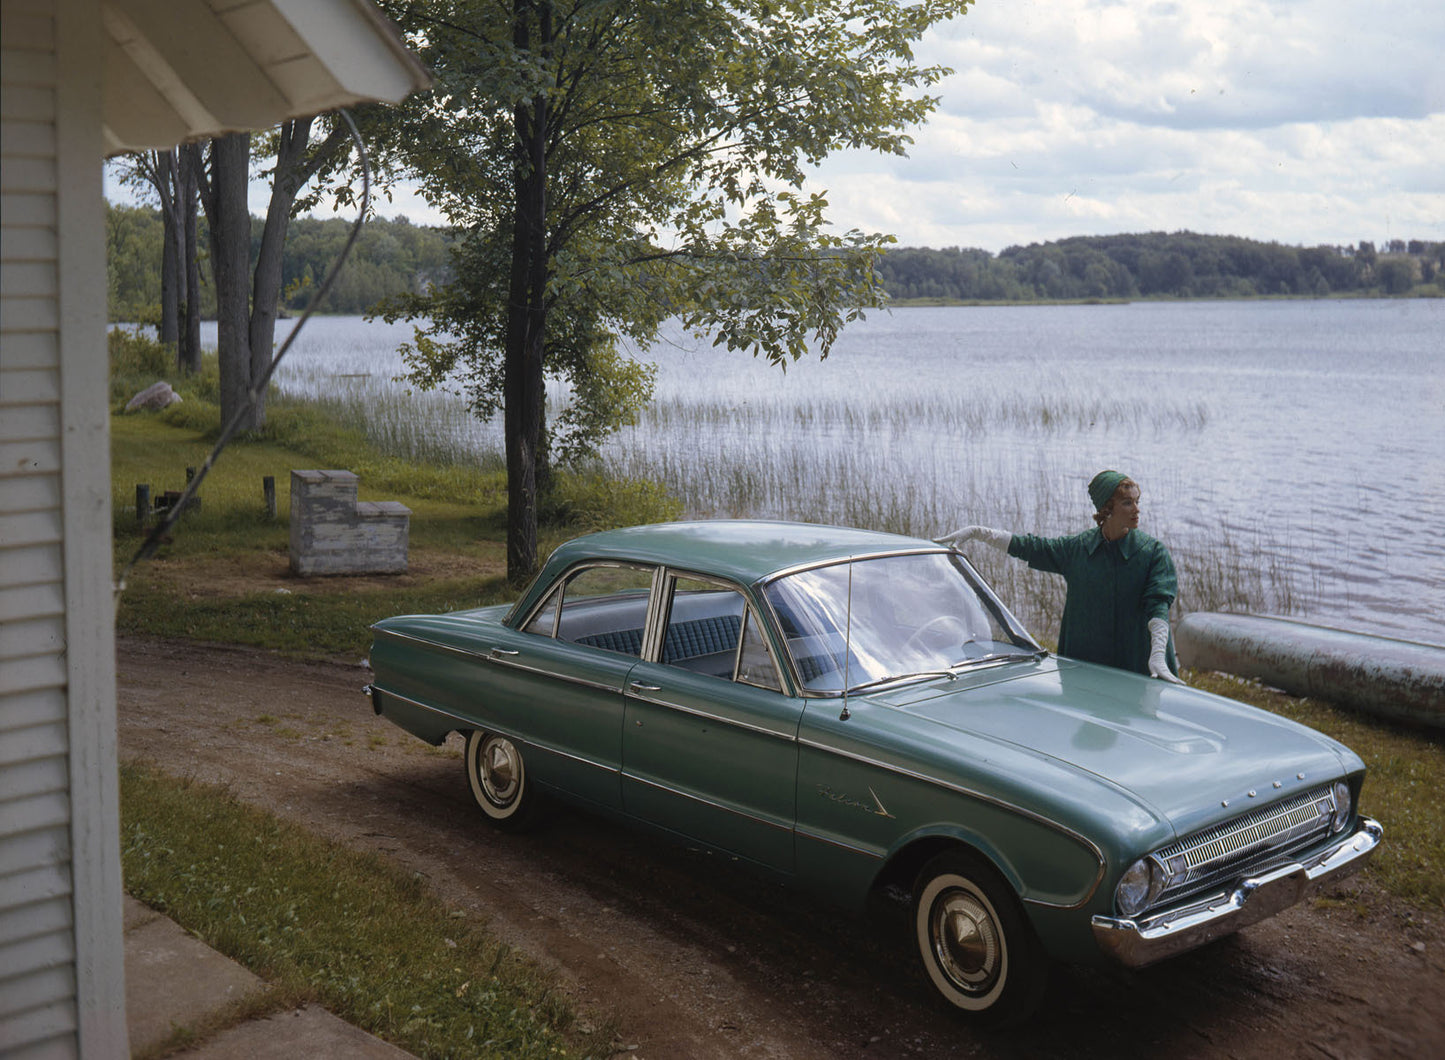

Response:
(932, 891), (1001, 994)
(480, 738), (520, 805)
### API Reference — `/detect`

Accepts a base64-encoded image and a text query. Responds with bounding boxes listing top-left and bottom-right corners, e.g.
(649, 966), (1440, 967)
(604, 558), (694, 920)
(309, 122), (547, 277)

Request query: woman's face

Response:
(1101, 485), (1141, 539)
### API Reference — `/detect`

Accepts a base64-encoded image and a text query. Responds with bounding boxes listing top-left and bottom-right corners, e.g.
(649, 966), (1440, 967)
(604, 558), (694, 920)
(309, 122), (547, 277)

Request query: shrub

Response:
(544, 470), (682, 532)
(108, 326), (174, 404)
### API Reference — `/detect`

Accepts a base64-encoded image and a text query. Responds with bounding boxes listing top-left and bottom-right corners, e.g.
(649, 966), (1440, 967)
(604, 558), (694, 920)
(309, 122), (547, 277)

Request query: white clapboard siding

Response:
(1, 1), (82, 1055)
(3, 2), (427, 1054)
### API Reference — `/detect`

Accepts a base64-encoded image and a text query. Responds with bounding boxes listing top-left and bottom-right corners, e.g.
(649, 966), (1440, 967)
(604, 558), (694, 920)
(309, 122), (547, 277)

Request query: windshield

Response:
(762, 551), (1041, 694)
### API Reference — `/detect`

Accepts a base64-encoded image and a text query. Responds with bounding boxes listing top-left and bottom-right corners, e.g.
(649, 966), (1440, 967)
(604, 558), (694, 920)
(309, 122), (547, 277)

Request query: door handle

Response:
(629, 681), (661, 692)
(490, 647), (519, 657)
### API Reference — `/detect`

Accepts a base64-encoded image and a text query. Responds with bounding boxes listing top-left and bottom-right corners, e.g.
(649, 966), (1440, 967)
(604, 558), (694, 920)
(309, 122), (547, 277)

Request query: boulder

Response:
(125, 381), (182, 412)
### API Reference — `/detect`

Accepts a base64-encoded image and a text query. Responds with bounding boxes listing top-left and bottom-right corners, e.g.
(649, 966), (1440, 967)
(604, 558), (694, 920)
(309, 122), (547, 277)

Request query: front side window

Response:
(763, 552), (1038, 692)
(524, 563), (655, 657)
(660, 575), (746, 678)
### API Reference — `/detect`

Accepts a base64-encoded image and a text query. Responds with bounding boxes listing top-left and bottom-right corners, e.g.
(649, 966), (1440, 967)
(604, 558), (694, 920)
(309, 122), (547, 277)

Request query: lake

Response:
(256, 299), (1444, 647)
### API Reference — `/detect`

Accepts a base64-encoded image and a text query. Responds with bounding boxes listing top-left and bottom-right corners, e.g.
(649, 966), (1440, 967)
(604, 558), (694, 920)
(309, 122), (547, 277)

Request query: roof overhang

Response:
(102, 0), (431, 155)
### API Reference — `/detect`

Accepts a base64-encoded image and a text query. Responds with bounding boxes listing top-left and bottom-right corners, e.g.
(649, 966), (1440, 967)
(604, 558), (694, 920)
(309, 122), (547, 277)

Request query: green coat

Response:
(1008, 527), (1179, 676)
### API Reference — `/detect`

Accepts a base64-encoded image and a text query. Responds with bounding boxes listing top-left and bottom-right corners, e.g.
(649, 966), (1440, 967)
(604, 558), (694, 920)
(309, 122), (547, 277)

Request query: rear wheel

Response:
(464, 730), (542, 831)
(912, 850), (1048, 1026)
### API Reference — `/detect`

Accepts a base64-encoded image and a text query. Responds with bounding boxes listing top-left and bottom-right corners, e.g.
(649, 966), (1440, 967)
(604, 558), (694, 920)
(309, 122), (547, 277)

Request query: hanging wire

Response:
(115, 109), (371, 601)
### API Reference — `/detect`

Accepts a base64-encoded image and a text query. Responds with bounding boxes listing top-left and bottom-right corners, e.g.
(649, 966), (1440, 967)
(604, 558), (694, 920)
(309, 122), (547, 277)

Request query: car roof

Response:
(545, 520), (938, 586)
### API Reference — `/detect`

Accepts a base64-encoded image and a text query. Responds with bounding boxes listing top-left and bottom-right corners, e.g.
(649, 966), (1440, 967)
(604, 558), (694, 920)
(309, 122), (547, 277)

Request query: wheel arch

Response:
(871, 829), (1024, 906)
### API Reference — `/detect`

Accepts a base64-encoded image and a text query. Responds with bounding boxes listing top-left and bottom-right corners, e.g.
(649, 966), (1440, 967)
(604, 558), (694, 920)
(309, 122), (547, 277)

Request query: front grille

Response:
(1153, 786), (1339, 906)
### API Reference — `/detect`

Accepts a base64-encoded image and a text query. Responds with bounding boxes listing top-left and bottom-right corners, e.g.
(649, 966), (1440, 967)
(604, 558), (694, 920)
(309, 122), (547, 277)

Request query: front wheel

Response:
(464, 730), (542, 831)
(912, 850), (1048, 1027)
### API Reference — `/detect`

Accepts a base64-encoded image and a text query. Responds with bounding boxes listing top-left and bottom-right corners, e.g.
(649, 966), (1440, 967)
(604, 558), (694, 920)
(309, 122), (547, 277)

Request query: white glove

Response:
(936, 525), (1012, 552)
(1148, 618), (1184, 684)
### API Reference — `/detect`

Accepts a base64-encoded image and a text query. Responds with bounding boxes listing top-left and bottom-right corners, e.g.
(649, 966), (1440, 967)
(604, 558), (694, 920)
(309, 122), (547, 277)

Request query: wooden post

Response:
(135, 484), (150, 526)
(263, 475), (276, 519)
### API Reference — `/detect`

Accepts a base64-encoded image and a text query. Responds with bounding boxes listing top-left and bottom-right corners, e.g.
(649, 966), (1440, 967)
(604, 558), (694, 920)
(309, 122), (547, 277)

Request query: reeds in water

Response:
(274, 350), (1295, 640)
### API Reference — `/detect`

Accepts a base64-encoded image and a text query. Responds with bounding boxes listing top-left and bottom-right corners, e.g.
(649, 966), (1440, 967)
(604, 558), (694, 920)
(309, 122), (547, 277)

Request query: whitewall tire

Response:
(912, 850), (1048, 1026)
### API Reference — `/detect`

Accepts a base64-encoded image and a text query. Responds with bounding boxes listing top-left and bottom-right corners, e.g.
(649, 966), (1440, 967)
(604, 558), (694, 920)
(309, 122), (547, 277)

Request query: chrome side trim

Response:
(483, 652), (622, 695)
(794, 826), (886, 861)
(626, 691), (798, 742)
(1092, 817), (1382, 968)
(373, 627), (491, 663)
(799, 736), (1106, 909)
(621, 771), (793, 835)
(369, 683), (486, 733)
(529, 735), (620, 775)
(370, 684), (620, 777)
(373, 628), (625, 695)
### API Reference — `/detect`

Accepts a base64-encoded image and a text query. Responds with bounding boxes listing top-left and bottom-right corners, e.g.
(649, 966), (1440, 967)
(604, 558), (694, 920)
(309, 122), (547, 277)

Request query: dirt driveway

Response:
(117, 636), (1443, 1059)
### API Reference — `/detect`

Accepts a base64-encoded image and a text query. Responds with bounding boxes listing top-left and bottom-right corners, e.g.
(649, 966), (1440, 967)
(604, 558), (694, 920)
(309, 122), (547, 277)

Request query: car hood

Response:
(880, 659), (1356, 838)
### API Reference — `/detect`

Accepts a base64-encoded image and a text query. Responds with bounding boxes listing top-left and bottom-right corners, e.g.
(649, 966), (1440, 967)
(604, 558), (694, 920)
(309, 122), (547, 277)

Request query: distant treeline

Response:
(877, 233), (1444, 302)
(109, 203), (1441, 322)
(106, 203), (454, 322)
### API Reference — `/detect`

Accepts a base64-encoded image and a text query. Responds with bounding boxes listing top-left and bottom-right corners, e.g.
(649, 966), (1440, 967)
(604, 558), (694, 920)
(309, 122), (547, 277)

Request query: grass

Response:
(640, 391), (1210, 435)
(110, 412), (515, 656)
(109, 330), (1443, 1056)
(120, 761), (614, 1059)
(110, 330), (678, 657)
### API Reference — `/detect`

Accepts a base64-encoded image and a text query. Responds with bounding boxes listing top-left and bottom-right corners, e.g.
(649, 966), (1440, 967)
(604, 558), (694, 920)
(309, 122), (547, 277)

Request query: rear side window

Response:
(524, 564), (655, 657)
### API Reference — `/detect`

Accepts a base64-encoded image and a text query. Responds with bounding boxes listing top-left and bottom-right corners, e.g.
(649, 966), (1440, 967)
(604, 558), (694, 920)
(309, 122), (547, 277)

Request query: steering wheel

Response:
(903, 614), (971, 656)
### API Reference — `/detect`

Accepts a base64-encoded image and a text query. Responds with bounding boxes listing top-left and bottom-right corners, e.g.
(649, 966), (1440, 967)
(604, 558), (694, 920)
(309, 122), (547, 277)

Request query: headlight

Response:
(1330, 780), (1353, 833)
(1116, 857), (1164, 917)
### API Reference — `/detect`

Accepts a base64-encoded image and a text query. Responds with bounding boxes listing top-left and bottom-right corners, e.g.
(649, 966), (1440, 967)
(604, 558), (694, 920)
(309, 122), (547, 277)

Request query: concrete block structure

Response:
(289, 470), (411, 576)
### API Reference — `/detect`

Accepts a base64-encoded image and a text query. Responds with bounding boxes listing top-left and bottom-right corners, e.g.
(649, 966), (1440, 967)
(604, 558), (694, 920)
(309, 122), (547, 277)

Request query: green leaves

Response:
(379, 0), (970, 359)
(372, 0), (971, 573)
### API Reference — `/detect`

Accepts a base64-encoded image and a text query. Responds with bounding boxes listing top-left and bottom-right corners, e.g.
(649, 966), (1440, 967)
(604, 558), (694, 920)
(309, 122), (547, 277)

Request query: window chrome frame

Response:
(658, 566), (788, 692)
(515, 560), (664, 650)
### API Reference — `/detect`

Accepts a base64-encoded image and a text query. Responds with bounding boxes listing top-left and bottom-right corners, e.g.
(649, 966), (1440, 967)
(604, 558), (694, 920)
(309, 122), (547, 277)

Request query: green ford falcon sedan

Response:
(366, 520), (1381, 1025)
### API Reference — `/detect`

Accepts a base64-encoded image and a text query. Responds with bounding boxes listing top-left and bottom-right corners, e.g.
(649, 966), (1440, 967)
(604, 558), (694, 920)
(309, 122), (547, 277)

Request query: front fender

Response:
(878, 815), (1105, 913)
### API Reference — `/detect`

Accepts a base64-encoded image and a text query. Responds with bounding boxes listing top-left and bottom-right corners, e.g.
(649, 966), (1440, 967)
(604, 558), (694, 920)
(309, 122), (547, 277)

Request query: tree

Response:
(110, 149), (202, 371)
(188, 118), (363, 432)
(1377, 257), (1417, 295)
(104, 203), (163, 321)
(189, 133), (254, 429)
(379, 0), (970, 581)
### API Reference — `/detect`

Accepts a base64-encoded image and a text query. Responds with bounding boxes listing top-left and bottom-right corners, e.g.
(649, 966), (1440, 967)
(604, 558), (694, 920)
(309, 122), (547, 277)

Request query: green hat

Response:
(1088, 470), (1129, 511)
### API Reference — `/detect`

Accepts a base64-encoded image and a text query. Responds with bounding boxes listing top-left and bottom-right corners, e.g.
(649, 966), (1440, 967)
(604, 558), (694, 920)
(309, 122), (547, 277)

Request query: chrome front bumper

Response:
(1091, 816), (1383, 968)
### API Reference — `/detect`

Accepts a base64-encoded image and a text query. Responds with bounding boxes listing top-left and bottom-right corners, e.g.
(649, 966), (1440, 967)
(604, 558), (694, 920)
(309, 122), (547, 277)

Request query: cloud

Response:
(802, 0), (1445, 249)
(931, 0), (1444, 128)
(106, 1), (1444, 255)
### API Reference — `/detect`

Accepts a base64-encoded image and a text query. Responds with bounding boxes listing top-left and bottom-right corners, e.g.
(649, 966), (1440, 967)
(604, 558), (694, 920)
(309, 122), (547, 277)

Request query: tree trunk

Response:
(504, 129), (547, 583)
(203, 133), (259, 432)
(134, 148), (182, 353)
(250, 118), (313, 411)
(504, 3), (552, 584)
(157, 151), (181, 350)
(180, 146), (202, 374)
(249, 118), (352, 414)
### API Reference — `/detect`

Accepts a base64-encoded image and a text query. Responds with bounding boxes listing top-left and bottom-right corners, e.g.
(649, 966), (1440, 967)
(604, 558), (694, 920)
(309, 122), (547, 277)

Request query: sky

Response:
(810, 0), (1445, 251)
(106, 0), (1444, 254)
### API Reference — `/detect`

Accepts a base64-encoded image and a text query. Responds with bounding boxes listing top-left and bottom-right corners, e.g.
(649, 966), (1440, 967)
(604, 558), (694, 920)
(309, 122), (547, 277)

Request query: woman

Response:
(940, 470), (1183, 682)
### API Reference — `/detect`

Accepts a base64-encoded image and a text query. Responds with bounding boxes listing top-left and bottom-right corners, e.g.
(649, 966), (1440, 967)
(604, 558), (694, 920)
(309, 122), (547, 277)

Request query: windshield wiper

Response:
(842, 649), (1048, 695)
(949, 648), (1048, 669)
(844, 669), (958, 695)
